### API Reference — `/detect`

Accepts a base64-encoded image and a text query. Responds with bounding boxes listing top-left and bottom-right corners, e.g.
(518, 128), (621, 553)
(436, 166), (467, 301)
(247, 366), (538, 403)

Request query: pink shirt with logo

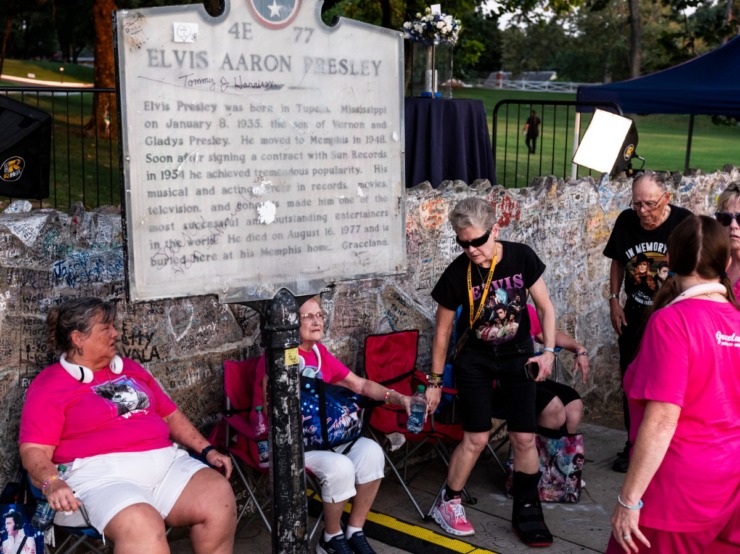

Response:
(624, 298), (740, 532)
(20, 358), (177, 464)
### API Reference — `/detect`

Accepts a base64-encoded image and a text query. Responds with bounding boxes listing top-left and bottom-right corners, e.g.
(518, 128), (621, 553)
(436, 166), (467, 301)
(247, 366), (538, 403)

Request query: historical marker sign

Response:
(114, 0), (405, 302)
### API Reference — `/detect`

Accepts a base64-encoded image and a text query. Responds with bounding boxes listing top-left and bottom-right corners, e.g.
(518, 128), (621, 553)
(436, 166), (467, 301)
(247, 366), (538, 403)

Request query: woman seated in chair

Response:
(258, 296), (414, 554)
(19, 297), (236, 554)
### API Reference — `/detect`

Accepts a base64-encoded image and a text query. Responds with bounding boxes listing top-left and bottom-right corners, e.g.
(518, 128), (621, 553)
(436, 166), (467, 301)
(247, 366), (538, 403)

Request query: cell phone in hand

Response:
(524, 361), (539, 381)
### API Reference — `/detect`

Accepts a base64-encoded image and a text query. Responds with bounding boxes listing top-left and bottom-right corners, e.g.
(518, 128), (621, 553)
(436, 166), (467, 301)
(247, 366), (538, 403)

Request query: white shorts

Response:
(54, 445), (208, 533)
(305, 437), (385, 504)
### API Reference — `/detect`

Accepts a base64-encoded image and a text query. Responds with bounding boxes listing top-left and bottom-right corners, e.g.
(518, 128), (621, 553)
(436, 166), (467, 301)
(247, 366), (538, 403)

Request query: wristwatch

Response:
(608, 293), (620, 300)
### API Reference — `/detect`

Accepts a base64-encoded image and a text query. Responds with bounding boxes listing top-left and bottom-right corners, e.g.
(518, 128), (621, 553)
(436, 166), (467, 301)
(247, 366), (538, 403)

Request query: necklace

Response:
(668, 282), (727, 306)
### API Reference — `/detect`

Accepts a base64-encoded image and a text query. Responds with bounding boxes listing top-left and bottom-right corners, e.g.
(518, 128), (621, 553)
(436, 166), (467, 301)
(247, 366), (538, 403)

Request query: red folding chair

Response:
(211, 358), (324, 540)
(363, 330), (473, 520)
(209, 358), (272, 533)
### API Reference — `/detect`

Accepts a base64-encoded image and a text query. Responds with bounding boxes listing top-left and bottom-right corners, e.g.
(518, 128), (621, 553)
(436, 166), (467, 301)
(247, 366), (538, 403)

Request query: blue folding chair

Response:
(27, 477), (107, 554)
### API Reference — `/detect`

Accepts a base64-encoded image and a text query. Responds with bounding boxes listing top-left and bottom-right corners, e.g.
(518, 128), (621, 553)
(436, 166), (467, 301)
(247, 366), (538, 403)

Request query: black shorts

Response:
(535, 379), (581, 413)
(492, 378), (581, 419)
(454, 343), (536, 434)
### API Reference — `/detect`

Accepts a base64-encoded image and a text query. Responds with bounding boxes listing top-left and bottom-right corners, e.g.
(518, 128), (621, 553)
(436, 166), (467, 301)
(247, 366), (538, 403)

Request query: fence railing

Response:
(480, 79), (595, 94)
(492, 99), (621, 188)
(0, 87), (118, 211)
(1, 87), (625, 207)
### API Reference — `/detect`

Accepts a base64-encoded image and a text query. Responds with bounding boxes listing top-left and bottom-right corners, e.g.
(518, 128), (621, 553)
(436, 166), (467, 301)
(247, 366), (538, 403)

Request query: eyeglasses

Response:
(630, 191), (667, 211)
(300, 312), (325, 322)
(456, 229), (491, 249)
(715, 211), (740, 226)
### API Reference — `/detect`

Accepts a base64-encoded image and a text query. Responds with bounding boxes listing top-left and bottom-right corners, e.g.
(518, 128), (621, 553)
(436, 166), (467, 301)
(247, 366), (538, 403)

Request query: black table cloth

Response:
(405, 97), (496, 188)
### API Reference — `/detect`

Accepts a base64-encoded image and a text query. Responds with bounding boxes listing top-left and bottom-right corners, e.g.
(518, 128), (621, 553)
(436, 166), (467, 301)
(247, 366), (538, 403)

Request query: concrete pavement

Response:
(170, 422), (625, 553)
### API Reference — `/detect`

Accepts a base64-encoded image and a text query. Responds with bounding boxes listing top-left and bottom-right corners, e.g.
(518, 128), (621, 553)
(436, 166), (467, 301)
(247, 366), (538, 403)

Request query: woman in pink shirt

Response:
(607, 215), (740, 553)
(19, 297), (236, 553)
(715, 181), (740, 298)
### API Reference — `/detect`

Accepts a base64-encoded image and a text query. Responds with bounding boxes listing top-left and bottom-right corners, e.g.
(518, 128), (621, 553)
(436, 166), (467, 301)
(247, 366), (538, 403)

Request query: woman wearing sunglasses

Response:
(715, 181), (740, 298)
(426, 197), (557, 546)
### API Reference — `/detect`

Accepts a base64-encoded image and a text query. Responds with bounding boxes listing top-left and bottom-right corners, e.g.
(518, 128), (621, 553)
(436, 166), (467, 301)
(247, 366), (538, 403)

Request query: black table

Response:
(405, 97), (495, 188)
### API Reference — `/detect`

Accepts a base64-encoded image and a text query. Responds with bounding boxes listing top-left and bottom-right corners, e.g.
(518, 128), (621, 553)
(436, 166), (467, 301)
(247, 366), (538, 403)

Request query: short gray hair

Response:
(632, 170), (667, 192)
(717, 181), (740, 211)
(448, 197), (496, 232)
(47, 297), (117, 355)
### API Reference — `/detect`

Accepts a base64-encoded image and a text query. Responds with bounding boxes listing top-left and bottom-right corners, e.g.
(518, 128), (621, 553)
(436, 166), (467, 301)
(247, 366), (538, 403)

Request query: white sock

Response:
(324, 529), (343, 542)
(345, 525), (362, 539)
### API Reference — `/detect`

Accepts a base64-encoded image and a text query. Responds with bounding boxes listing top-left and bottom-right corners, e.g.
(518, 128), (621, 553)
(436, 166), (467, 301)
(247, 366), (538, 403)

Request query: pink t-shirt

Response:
(624, 298), (740, 532)
(20, 358), (177, 464)
(255, 343), (350, 388)
(527, 304), (542, 337)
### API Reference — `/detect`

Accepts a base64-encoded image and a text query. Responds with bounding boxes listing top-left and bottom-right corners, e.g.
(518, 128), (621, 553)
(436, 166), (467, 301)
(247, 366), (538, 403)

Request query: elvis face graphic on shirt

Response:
(95, 378), (150, 416)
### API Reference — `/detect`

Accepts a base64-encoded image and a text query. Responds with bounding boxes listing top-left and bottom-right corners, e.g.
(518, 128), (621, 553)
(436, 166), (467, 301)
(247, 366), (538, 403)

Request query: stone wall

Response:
(0, 169), (735, 491)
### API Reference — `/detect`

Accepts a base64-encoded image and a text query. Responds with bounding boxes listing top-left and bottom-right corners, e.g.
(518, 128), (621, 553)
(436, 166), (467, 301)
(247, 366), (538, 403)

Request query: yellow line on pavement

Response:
(365, 510), (498, 553)
(309, 488), (498, 553)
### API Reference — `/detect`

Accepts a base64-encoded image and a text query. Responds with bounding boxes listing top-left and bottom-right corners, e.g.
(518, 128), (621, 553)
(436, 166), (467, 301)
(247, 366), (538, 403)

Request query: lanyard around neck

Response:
(466, 252), (497, 329)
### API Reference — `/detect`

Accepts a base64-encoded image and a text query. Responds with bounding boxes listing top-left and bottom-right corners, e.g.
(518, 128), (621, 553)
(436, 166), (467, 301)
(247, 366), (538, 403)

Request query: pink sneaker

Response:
(432, 494), (475, 536)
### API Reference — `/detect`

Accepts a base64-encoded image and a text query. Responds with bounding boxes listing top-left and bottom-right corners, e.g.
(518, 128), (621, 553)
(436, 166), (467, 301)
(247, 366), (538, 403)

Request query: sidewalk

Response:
(170, 422), (625, 553)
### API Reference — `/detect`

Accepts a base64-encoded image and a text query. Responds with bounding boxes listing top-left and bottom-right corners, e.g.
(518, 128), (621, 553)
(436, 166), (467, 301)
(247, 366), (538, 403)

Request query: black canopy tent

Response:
(577, 36), (740, 173)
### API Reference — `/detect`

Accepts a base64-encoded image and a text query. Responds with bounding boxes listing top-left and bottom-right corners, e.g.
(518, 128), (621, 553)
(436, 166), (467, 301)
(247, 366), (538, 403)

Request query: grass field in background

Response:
(452, 87), (740, 186)
(0, 59), (93, 85)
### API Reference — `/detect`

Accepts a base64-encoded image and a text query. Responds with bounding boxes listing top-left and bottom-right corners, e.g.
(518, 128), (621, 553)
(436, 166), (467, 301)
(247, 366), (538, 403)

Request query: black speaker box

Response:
(0, 95), (51, 200)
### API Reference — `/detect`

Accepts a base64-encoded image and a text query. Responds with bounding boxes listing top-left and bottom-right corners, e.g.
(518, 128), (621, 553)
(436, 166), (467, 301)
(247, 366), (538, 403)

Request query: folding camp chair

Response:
(209, 358), (273, 533)
(27, 477), (108, 554)
(364, 330), (476, 520)
(211, 358), (324, 540)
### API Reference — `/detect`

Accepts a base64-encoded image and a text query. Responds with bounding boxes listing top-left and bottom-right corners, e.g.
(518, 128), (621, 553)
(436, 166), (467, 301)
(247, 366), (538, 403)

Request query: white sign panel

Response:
(115, 0), (405, 302)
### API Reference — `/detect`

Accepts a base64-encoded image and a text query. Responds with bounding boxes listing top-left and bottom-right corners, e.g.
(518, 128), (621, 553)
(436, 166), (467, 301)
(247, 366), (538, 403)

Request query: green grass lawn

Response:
(452, 87), (740, 187)
(0, 59), (93, 85)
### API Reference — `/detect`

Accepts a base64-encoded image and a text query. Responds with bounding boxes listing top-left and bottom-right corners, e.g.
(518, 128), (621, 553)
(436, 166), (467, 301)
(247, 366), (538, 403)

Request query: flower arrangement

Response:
(402, 7), (462, 46)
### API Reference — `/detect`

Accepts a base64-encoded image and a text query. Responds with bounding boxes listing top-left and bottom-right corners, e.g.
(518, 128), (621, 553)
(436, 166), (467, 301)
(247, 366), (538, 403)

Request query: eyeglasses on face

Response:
(715, 211), (740, 226)
(300, 312), (325, 322)
(630, 191), (667, 211)
(456, 229), (491, 249)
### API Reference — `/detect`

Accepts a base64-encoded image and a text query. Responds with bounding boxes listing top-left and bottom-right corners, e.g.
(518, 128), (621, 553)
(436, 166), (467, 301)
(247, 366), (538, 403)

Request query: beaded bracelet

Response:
(384, 389), (395, 405)
(41, 474), (62, 495)
(617, 494), (643, 510)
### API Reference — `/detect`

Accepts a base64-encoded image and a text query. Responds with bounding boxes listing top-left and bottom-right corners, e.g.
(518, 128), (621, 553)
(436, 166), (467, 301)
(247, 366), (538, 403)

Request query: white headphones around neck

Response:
(298, 345), (321, 375)
(59, 353), (124, 383)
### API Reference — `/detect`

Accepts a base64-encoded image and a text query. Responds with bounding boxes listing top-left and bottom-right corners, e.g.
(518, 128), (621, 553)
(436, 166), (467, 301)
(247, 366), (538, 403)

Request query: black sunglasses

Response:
(456, 229), (491, 249)
(715, 211), (740, 226)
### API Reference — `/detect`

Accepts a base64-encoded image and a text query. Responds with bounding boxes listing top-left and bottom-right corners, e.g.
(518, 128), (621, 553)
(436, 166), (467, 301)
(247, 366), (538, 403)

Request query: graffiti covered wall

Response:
(0, 170), (735, 490)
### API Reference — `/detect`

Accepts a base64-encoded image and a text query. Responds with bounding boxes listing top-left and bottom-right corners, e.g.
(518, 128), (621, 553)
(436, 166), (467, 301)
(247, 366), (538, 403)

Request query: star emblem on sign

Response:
(247, 0), (300, 29)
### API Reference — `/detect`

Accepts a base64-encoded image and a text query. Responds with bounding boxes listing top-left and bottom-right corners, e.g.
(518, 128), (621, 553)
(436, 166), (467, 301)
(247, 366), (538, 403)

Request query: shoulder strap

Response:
(16, 535), (28, 554)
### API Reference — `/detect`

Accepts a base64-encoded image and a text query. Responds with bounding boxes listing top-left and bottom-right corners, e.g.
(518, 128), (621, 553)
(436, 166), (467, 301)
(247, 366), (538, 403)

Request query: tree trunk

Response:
(723, 0), (733, 43)
(86, 0), (117, 138)
(628, 0), (641, 78)
(0, 16), (13, 78)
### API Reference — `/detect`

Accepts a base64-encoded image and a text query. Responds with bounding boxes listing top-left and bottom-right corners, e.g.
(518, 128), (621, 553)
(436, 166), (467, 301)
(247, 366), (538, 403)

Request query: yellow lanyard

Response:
(466, 252), (497, 329)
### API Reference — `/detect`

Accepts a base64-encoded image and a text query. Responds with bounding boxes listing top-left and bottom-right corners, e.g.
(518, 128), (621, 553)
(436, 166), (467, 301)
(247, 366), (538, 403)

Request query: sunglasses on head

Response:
(456, 229), (491, 249)
(715, 211), (740, 226)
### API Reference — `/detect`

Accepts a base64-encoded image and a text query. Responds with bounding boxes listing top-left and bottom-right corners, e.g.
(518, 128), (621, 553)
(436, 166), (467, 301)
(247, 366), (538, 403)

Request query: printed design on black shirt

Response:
(475, 279), (526, 344)
(94, 377), (150, 417)
(624, 250), (669, 306)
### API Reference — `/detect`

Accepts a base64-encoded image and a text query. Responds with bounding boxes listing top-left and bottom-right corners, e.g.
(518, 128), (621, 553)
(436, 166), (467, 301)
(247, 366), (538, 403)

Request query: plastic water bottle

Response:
(32, 464), (66, 530)
(407, 385), (427, 434)
(254, 406), (269, 468)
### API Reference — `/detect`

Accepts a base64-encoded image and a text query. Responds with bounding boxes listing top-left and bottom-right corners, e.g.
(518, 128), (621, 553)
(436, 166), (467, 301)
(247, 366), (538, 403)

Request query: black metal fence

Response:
(0, 86), (118, 211)
(492, 99), (621, 188)
(1, 87), (624, 210)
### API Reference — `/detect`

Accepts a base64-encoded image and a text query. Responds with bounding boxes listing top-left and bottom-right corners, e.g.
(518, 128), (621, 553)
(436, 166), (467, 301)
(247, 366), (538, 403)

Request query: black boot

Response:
(512, 471), (553, 547)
